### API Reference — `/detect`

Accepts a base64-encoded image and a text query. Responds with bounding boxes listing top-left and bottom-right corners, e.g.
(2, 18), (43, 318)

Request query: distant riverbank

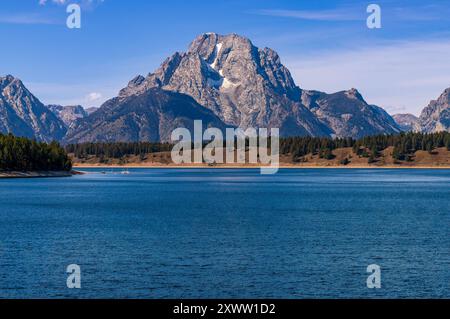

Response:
(73, 163), (450, 169)
(70, 146), (450, 169)
(0, 171), (77, 179)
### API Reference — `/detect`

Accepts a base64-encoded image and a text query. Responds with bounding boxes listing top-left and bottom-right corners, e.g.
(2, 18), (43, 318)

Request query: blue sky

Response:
(1, 0), (449, 115)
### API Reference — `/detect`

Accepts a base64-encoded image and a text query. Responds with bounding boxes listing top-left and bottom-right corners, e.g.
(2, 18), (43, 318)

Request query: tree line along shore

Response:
(1, 132), (450, 175)
(0, 133), (72, 176)
(67, 132), (450, 168)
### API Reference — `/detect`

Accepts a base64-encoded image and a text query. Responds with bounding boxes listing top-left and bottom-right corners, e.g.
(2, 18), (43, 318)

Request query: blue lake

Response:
(1, 168), (450, 298)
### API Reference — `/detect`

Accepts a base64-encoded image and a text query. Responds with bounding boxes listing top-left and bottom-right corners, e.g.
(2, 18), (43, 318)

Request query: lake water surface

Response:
(1, 168), (450, 298)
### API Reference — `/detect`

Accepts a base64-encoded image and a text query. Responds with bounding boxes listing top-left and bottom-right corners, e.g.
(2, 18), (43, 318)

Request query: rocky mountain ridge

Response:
(64, 88), (228, 143)
(48, 104), (88, 129)
(110, 33), (402, 141)
(415, 88), (450, 133)
(118, 33), (331, 137)
(3, 33), (449, 143)
(0, 75), (66, 142)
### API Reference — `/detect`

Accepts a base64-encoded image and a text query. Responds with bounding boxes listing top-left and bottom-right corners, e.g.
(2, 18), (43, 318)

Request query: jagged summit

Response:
(118, 32), (330, 137)
(0, 75), (30, 96)
(0, 74), (16, 86)
(0, 75), (66, 142)
(416, 87), (450, 133)
(345, 88), (366, 102)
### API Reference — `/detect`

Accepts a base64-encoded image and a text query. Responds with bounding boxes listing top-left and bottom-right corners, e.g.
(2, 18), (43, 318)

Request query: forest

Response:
(0, 134), (72, 171)
(66, 132), (450, 164)
(283, 132), (450, 162)
(65, 142), (172, 161)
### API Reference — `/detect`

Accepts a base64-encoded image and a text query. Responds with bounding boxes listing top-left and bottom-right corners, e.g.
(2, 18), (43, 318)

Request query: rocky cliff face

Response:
(0, 75), (66, 142)
(392, 113), (419, 132)
(301, 88), (401, 139)
(416, 88), (450, 133)
(119, 33), (331, 137)
(64, 88), (228, 143)
(117, 33), (401, 139)
(48, 104), (88, 129)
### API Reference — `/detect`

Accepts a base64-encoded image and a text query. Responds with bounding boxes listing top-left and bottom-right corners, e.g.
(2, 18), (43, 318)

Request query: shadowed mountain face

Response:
(392, 113), (419, 132)
(0, 75), (66, 142)
(416, 88), (450, 133)
(64, 88), (228, 143)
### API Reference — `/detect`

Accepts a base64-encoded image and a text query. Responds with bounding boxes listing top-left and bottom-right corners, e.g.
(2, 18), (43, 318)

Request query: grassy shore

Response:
(73, 163), (450, 169)
(71, 146), (450, 169)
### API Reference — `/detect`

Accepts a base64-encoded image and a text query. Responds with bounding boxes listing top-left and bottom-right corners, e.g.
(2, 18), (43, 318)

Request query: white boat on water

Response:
(121, 169), (130, 175)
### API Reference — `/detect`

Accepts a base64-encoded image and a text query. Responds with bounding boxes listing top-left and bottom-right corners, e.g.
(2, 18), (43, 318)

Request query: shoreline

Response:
(73, 164), (450, 170)
(0, 171), (77, 179)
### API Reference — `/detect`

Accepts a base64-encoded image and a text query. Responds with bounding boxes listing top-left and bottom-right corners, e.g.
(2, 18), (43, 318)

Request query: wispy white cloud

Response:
(39, 0), (105, 8)
(253, 3), (450, 23)
(253, 8), (363, 22)
(0, 13), (58, 25)
(26, 81), (115, 108)
(389, 4), (450, 21)
(86, 92), (103, 102)
(39, 0), (67, 5)
(284, 40), (450, 116)
(0, 0), (104, 25)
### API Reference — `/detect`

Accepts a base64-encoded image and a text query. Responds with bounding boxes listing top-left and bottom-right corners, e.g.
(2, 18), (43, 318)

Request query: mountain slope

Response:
(416, 88), (450, 133)
(301, 89), (401, 138)
(64, 88), (228, 143)
(0, 75), (66, 142)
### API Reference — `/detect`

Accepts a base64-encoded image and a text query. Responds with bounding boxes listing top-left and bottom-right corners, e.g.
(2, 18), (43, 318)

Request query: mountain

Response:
(119, 33), (331, 137)
(64, 88), (228, 143)
(0, 75), (66, 142)
(416, 88), (450, 133)
(5, 33), (405, 143)
(392, 113), (419, 132)
(117, 33), (400, 139)
(301, 88), (401, 139)
(48, 104), (88, 128)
